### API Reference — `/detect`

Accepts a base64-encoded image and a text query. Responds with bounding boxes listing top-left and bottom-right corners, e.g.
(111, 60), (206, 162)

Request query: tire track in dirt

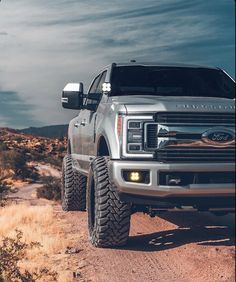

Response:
(63, 209), (235, 282)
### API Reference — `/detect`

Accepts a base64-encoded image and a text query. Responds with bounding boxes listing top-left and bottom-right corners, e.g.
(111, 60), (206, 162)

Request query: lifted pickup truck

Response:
(61, 62), (235, 248)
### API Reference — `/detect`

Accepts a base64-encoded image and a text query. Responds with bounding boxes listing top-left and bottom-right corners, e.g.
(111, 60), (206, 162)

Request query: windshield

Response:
(110, 66), (235, 99)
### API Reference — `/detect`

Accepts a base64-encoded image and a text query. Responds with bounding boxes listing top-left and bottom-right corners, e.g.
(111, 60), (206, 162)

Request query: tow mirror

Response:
(62, 82), (84, 110)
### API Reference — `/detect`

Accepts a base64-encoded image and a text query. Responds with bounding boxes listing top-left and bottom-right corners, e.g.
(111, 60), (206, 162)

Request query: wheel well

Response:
(97, 136), (110, 156)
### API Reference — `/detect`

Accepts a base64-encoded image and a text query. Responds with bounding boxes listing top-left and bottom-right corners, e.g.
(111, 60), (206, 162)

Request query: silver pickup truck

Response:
(61, 62), (235, 248)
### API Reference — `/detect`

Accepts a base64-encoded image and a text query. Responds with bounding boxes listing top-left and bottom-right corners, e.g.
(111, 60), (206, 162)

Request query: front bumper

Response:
(109, 161), (235, 198)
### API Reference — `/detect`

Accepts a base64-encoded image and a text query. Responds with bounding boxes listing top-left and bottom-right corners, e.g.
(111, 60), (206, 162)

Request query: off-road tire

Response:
(61, 155), (87, 211)
(87, 157), (131, 248)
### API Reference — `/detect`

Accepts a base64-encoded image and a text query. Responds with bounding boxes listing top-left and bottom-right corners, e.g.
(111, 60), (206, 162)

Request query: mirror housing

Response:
(62, 83), (84, 110)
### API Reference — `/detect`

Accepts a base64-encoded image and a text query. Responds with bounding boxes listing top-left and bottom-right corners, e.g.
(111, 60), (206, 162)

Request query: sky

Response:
(0, 0), (235, 129)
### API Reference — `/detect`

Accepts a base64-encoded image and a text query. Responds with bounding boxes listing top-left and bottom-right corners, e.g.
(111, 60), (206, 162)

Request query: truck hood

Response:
(110, 95), (235, 114)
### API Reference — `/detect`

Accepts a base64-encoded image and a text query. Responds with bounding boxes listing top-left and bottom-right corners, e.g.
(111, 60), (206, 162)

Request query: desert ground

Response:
(3, 164), (235, 282)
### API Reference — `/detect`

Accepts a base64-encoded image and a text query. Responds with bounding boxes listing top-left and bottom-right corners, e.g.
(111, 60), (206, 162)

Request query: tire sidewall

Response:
(87, 163), (97, 243)
(61, 156), (68, 210)
(61, 155), (87, 211)
(87, 157), (131, 247)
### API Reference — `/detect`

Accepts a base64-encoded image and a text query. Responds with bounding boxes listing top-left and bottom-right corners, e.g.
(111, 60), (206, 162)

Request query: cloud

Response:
(0, 0), (234, 128)
(0, 90), (42, 128)
(0, 31), (8, 36)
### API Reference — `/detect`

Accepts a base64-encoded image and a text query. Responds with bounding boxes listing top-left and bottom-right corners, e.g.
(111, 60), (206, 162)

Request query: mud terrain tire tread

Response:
(62, 155), (86, 211)
(87, 156), (131, 247)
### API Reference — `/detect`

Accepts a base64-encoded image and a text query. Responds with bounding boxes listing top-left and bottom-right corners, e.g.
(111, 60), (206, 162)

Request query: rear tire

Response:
(87, 157), (131, 248)
(61, 155), (87, 211)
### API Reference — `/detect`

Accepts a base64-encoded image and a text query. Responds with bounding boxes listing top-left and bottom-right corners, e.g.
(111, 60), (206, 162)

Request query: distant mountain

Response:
(19, 125), (68, 139)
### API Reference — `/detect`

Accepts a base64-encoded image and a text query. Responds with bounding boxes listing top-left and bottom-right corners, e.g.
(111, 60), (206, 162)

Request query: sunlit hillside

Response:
(0, 127), (67, 165)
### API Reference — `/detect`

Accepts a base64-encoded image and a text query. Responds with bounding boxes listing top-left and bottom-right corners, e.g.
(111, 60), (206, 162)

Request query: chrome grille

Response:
(145, 124), (158, 149)
(155, 112), (235, 125)
(155, 148), (235, 163)
(144, 111), (235, 162)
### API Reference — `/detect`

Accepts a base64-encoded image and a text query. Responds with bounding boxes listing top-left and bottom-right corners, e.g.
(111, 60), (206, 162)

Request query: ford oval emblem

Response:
(202, 128), (235, 146)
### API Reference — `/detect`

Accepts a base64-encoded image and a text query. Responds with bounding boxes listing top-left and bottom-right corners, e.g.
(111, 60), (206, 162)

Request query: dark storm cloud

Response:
(0, 90), (42, 128)
(35, 1), (195, 26)
(0, 0), (234, 128)
(36, 0), (233, 74)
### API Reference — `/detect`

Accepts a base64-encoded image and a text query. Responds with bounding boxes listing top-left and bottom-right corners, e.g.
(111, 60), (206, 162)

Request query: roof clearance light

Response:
(102, 83), (111, 92)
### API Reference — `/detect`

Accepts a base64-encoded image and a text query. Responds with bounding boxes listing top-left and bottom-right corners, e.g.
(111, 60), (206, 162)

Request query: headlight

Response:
(121, 115), (154, 158)
(127, 120), (144, 152)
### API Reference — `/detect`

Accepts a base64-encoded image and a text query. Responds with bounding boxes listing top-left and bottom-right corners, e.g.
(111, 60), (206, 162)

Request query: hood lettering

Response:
(176, 104), (235, 110)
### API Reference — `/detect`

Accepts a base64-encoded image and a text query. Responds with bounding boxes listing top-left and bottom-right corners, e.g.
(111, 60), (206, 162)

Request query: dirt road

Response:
(8, 163), (61, 205)
(11, 164), (235, 282)
(61, 209), (235, 282)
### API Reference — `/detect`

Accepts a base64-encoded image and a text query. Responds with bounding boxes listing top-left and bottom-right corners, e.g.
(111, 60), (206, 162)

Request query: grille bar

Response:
(155, 112), (235, 125)
(145, 123), (158, 149)
(155, 148), (235, 163)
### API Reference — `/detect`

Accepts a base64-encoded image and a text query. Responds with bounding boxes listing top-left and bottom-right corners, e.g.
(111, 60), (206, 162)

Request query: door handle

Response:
(80, 121), (87, 126)
(74, 120), (87, 128)
(74, 123), (81, 128)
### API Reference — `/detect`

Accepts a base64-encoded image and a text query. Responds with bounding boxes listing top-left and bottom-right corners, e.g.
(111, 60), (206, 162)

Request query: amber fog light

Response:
(122, 170), (150, 184)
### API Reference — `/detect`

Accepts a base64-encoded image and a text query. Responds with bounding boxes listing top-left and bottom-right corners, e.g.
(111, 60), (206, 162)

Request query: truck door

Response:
(70, 111), (85, 171)
(80, 71), (107, 171)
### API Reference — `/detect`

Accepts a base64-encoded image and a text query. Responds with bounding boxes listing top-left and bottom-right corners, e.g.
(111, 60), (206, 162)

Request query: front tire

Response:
(61, 155), (87, 211)
(87, 157), (131, 248)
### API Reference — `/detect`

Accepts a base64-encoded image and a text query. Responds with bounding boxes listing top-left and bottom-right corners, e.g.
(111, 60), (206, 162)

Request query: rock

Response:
(73, 271), (82, 278)
(65, 246), (82, 254)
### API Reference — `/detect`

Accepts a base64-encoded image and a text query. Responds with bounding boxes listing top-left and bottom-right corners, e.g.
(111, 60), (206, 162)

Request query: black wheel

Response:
(87, 157), (131, 248)
(61, 155), (87, 211)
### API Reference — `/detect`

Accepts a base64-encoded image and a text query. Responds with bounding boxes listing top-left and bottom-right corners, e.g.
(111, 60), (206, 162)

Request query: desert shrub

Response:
(44, 156), (62, 169)
(57, 145), (66, 153)
(0, 180), (8, 195)
(0, 167), (9, 205)
(36, 176), (61, 201)
(30, 153), (62, 169)
(0, 150), (27, 177)
(21, 166), (39, 182)
(0, 180), (8, 207)
(0, 150), (39, 181)
(29, 152), (42, 162)
(14, 136), (24, 143)
(0, 142), (8, 152)
(0, 230), (58, 282)
(29, 170), (39, 182)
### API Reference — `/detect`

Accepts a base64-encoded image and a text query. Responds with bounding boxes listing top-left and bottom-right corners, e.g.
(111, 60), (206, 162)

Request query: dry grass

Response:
(0, 204), (74, 282)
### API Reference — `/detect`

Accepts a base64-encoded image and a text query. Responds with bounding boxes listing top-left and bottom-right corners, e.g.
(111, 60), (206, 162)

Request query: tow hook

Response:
(149, 207), (157, 217)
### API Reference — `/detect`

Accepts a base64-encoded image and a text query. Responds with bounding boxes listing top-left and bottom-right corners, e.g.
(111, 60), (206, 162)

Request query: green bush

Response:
(0, 184), (6, 207)
(0, 230), (58, 282)
(0, 150), (27, 177)
(36, 176), (61, 201)
(0, 149), (39, 181)
(0, 180), (8, 195)
(21, 166), (39, 182)
(44, 156), (62, 169)
(0, 142), (8, 152)
(0, 177), (9, 206)
(13, 136), (24, 143)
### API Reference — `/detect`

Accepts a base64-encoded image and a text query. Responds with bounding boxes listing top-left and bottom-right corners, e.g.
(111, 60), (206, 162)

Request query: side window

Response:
(88, 75), (101, 94)
(96, 71), (107, 94)
(86, 71), (107, 110)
